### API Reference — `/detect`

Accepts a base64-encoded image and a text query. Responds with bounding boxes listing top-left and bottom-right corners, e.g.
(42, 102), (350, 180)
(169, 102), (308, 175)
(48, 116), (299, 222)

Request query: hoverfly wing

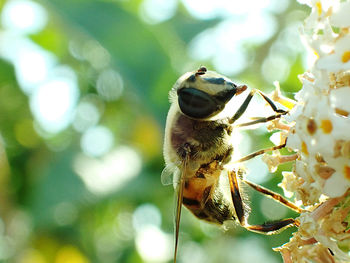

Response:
(161, 166), (173, 185)
(161, 165), (180, 186)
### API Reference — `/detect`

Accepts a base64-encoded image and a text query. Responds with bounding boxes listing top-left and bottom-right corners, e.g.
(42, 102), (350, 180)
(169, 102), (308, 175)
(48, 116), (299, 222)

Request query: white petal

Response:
(323, 172), (349, 197)
(330, 2), (350, 27)
(317, 53), (350, 71)
(330, 86), (350, 112)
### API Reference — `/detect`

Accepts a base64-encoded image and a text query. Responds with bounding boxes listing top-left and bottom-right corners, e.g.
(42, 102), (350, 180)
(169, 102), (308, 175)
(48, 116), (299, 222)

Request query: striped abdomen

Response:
(182, 162), (235, 224)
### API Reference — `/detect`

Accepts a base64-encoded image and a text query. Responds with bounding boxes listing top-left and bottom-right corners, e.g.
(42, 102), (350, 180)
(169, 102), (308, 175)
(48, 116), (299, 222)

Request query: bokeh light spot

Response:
(73, 101), (100, 132)
(1, 0), (47, 34)
(82, 40), (110, 69)
(261, 54), (290, 83)
(180, 241), (208, 263)
(15, 45), (55, 93)
(96, 69), (124, 101)
(30, 72), (79, 133)
(80, 126), (114, 157)
(74, 146), (142, 195)
(132, 203), (162, 232)
(139, 0), (177, 24)
(135, 225), (172, 263)
(182, 0), (281, 19)
(188, 13), (277, 75)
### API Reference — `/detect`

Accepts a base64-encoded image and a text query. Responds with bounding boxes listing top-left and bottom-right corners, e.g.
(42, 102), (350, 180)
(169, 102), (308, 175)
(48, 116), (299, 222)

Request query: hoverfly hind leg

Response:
(228, 170), (248, 226)
(246, 218), (297, 235)
(227, 170), (298, 235)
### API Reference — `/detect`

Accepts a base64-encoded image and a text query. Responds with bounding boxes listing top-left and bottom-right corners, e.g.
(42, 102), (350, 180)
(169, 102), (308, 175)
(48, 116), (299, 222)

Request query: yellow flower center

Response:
(320, 119), (333, 134)
(342, 51), (350, 63)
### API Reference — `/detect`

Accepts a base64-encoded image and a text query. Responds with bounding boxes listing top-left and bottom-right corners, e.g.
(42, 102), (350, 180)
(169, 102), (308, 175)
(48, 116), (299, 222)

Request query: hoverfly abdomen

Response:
(183, 179), (235, 225)
(181, 160), (235, 224)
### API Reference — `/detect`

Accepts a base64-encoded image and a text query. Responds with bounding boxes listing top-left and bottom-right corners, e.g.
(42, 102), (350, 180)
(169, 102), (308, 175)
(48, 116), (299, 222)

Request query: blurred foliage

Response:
(0, 0), (310, 262)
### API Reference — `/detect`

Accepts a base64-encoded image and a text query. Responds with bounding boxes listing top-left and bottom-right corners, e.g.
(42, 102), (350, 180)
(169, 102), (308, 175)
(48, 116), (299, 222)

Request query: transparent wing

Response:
(161, 165), (175, 186)
(161, 164), (181, 186)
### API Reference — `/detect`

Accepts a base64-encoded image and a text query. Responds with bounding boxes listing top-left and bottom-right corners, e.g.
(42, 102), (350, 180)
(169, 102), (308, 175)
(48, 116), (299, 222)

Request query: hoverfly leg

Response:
(242, 179), (304, 213)
(257, 90), (287, 114)
(228, 170), (247, 225)
(235, 112), (287, 128)
(229, 89), (288, 125)
(232, 143), (286, 164)
(245, 218), (297, 234)
(229, 89), (256, 124)
(228, 171), (297, 235)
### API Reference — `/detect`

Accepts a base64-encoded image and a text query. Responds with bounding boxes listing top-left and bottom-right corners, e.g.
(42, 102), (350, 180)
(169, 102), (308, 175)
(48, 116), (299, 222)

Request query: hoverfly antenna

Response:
(195, 66), (207, 76)
(236, 84), (248, 95)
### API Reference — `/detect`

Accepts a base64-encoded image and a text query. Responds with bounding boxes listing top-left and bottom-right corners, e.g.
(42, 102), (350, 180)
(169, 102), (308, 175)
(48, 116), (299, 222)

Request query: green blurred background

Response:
(0, 0), (309, 262)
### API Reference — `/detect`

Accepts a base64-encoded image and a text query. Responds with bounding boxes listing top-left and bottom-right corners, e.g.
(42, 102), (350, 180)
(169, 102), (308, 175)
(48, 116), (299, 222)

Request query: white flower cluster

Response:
(286, 0), (350, 201)
(268, 0), (350, 262)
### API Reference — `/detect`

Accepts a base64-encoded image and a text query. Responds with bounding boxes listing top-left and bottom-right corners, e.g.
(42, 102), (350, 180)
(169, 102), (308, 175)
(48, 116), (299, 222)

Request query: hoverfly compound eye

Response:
(214, 82), (238, 104)
(177, 88), (222, 119)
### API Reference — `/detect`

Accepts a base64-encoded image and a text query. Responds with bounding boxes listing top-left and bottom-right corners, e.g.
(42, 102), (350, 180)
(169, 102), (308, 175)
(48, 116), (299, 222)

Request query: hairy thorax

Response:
(169, 112), (233, 176)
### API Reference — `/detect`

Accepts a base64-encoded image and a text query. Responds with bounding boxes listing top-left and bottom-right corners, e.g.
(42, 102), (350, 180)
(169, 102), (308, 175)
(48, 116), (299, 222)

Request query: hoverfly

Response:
(162, 66), (302, 262)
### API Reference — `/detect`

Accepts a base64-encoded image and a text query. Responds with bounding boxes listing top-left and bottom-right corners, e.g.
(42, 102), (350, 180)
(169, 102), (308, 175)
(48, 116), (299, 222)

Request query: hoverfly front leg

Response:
(235, 113), (287, 128)
(229, 88), (294, 167)
(229, 89), (288, 126)
(228, 171), (298, 234)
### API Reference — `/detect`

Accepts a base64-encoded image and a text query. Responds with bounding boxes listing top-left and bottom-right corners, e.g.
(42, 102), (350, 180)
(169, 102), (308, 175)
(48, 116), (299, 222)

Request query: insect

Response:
(162, 66), (303, 262)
